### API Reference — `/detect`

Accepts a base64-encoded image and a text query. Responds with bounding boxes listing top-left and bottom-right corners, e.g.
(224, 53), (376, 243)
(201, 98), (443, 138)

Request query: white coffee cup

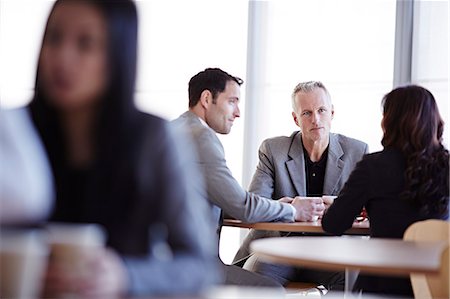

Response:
(46, 222), (105, 264)
(45, 223), (106, 295)
(46, 223), (105, 247)
(0, 229), (49, 299)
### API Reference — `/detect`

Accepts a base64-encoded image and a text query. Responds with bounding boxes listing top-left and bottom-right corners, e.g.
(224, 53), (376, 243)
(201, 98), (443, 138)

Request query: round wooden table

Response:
(250, 236), (447, 293)
(250, 236), (445, 276)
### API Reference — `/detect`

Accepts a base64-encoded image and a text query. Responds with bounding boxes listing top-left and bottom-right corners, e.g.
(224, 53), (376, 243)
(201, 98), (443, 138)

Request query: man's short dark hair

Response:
(188, 68), (243, 107)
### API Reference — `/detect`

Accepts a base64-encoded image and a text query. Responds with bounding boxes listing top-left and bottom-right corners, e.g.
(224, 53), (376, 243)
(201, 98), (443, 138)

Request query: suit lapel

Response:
(323, 134), (344, 195)
(286, 132), (307, 196)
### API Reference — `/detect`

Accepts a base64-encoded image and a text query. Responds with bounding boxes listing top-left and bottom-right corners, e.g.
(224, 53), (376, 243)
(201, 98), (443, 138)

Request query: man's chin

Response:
(212, 125), (231, 135)
(307, 133), (329, 142)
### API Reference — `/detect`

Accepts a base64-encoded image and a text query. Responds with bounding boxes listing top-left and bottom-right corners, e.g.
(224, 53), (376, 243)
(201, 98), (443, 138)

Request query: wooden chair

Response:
(403, 219), (449, 299)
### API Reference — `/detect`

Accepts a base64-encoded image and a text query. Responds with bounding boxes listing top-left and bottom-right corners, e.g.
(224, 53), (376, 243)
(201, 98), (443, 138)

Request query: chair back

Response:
(404, 220), (449, 299)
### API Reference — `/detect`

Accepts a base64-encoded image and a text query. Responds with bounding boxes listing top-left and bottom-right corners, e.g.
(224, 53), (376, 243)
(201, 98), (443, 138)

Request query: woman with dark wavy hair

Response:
(381, 86), (448, 217)
(322, 85), (449, 296)
(28, 0), (218, 297)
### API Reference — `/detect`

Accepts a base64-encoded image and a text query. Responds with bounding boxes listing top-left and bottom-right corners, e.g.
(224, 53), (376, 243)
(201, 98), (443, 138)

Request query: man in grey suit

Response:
(172, 69), (325, 287)
(233, 81), (368, 291)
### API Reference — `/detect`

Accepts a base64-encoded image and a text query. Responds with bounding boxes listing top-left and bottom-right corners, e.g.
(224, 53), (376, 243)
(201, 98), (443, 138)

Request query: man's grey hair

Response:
(291, 81), (331, 111)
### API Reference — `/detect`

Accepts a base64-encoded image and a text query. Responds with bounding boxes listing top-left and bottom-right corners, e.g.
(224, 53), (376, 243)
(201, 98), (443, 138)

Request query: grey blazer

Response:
(172, 111), (295, 234)
(250, 131), (369, 198)
(233, 131), (368, 264)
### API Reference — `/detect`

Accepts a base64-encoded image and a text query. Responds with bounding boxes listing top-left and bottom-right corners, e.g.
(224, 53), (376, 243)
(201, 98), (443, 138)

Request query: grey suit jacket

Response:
(172, 111), (295, 234)
(233, 131), (368, 264)
(249, 131), (369, 198)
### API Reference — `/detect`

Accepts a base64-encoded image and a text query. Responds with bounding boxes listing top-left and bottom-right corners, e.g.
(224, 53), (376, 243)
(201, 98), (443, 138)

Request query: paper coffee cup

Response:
(0, 229), (49, 299)
(46, 223), (105, 246)
(46, 222), (105, 264)
(45, 223), (106, 293)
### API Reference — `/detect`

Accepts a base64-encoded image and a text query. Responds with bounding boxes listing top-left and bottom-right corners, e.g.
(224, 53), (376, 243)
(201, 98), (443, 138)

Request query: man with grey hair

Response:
(233, 81), (368, 291)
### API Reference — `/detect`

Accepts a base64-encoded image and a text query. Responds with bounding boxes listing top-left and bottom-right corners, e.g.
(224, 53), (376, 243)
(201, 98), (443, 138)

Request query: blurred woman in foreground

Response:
(322, 85), (449, 297)
(29, 0), (218, 297)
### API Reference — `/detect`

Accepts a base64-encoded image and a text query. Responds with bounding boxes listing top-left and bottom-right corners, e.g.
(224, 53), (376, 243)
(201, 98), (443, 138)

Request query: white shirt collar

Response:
(197, 116), (208, 128)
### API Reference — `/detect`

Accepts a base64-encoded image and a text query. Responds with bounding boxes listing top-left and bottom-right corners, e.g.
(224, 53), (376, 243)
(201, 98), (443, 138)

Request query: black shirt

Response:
(303, 145), (329, 196)
(51, 167), (91, 223)
(284, 144), (329, 239)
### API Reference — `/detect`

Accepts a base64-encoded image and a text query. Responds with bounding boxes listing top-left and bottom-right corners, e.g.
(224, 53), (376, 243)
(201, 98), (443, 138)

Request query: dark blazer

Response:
(322, 148), (449, 296)
(43, 112), (219, 296)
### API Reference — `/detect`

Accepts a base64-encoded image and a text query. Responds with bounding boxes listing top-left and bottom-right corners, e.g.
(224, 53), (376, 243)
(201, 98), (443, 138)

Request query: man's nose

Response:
(312, 111), (319, 124)
(234, 105), (240, 118)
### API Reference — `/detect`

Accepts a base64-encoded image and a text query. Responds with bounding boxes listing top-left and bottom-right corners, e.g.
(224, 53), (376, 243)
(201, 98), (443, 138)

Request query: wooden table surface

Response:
(223, 219), (370, 235)
(250, 236), (447, 276)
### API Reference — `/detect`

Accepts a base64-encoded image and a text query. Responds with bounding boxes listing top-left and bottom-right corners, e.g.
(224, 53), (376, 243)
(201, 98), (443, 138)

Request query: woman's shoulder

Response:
(136, 111), (168, 127)
(365, 148), (403, 160)
(129, 111), (171, 138)
(121, 112), (174, 155)
(358, 148), (405, 171)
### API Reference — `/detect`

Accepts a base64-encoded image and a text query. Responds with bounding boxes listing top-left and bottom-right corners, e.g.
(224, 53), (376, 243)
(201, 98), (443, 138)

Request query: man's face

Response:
(205, 81), (241, 134)
(292, 88), (334, 144)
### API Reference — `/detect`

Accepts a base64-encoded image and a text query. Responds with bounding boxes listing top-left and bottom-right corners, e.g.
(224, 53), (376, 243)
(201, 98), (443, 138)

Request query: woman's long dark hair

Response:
(381, 85), (449, 217)
(29, 0), (141, 221)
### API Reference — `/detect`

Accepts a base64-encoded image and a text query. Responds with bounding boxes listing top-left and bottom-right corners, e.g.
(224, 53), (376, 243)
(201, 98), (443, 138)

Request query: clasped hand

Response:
(279, 196), (326, 222)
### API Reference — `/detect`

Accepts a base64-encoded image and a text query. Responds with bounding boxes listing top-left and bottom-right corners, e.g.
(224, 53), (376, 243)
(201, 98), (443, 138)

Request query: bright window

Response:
(0, 0), (53, 107)
(412, 0), (449, 146)
(245, 0), (396, 165)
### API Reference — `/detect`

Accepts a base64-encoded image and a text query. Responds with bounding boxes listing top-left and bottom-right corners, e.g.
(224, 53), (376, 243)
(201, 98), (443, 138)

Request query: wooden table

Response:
(250, 236), (447, 293)
(223, 219), (370, 235)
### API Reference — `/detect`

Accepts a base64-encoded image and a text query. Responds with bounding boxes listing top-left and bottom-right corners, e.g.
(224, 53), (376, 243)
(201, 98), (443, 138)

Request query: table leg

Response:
(344, 268), (359, 294)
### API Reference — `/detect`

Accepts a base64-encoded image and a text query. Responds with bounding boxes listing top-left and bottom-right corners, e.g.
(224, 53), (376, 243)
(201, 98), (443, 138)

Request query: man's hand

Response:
(278, 196), (294, 203)
(290, 196), (325, 222)
(322, 195), (337, 210)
